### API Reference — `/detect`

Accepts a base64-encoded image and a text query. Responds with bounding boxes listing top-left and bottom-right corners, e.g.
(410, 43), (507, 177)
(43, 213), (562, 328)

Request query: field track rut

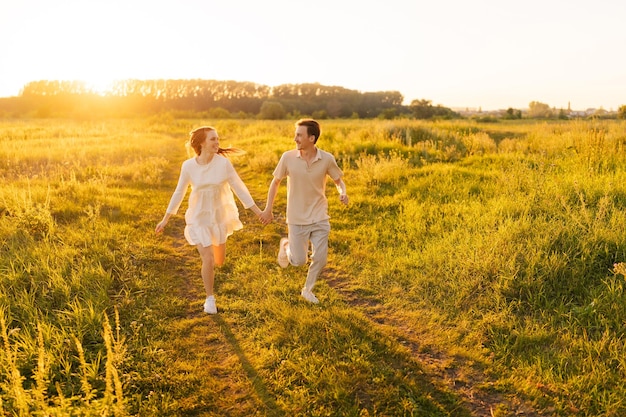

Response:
(165, 233), (544, 416)
(324, 267), (544, 417)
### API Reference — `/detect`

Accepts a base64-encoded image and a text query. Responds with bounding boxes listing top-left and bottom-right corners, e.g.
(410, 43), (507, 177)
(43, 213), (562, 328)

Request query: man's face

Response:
(294, 125), (313, 150)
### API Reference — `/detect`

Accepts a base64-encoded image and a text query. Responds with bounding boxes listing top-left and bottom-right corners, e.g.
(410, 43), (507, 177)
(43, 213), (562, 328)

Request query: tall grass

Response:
(1, 117), (625, 415)
(325, 119), (626, 415)
(0, 118), (180, 415)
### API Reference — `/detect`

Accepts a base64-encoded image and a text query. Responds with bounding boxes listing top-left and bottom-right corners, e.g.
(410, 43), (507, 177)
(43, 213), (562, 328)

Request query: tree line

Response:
(7, 79), (618, 120)
(0, 79), (461, 120)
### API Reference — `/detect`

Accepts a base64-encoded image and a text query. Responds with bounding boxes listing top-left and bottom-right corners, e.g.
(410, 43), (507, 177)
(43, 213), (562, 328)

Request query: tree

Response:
(528, 101), (553, 119)
(409, 99), (459, 119)
(378, 108), (397, 120)
(503, 108), (522, 119)
(409, 99), (435, 119)
(617, 105), (626, 119)
(258, 101), (286, 119)
(207, 107), (232, 119)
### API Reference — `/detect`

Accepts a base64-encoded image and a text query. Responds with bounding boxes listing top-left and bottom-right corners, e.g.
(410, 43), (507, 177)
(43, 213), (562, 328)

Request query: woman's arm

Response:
(156, 162), (190, 233)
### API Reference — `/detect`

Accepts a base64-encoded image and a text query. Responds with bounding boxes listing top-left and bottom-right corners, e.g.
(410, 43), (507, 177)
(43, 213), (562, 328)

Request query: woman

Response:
(156, 126), (263, 314)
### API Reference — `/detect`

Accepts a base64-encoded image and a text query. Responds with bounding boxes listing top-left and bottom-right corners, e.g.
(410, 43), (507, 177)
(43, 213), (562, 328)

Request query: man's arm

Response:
(334, 177), (349, 205)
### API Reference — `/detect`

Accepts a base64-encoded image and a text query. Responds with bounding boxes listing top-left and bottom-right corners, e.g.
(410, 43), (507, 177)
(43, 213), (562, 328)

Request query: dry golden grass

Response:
(1, 117), (626, 416)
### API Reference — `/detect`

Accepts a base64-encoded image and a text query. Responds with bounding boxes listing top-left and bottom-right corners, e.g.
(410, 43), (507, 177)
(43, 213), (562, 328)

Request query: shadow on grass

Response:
(213, 314), (286, 417)
(328, 310), (473, 417)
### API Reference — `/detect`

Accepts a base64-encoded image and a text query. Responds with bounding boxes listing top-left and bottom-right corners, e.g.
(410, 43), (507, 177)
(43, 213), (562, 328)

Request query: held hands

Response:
(259, 208), (274, 225)
(339, 194), (349, 205)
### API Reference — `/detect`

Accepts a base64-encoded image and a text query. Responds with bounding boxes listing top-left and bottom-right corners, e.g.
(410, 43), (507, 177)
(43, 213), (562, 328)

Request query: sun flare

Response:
(83, 77), (115, 96)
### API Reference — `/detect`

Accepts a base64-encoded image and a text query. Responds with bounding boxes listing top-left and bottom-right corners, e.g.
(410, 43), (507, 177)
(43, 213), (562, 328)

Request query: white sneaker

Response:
(301, 288), (319, 304)
(203, 295), (217, 314)
(277, 238), (289, 268)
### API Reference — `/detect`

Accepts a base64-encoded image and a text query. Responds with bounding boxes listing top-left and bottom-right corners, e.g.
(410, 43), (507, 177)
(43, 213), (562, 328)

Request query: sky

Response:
(1, 0), (625, 111)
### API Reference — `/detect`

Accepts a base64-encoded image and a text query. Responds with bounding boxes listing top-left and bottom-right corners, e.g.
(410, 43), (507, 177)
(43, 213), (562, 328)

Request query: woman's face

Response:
(201, 129), (220, 154)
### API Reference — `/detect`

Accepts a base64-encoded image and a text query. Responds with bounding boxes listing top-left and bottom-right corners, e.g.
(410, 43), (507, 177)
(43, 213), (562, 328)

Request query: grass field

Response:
(1, 116), (626, 416)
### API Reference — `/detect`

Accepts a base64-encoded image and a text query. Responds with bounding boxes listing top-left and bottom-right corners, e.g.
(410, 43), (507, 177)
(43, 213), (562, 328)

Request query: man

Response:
(260, 119), (348, 303)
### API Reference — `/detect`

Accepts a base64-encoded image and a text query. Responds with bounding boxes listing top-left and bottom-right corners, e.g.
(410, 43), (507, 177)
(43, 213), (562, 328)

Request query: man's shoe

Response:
(301, 288), (319, 304)
(277, 238), (289, 268)
(204, 295), (217, 314)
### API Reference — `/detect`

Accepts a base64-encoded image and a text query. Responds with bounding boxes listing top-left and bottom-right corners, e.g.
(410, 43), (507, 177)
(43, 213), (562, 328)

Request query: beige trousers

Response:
(286, 220), (331, 291)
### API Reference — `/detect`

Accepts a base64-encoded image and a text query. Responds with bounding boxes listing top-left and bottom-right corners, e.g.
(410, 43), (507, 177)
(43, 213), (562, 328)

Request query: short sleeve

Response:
(326, 154), (343, 181)
(272, 152), (289, 180)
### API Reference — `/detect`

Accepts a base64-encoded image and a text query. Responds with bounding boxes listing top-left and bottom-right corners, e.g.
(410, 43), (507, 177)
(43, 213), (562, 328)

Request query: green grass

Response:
(1, 117), (626, 416)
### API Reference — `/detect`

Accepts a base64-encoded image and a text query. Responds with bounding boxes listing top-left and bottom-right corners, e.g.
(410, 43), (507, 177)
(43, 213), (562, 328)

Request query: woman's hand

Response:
(259, 208), (274, 225)
(155, 217), (170, 233)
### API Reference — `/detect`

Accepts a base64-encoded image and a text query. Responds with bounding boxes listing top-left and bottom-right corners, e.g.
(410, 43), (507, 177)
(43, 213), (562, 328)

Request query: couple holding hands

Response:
(155, 119), (348, 314)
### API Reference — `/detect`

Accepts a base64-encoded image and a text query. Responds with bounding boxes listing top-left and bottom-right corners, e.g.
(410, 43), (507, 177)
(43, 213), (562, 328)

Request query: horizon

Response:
(1, 0), (624, 112)
(0, 78), (616, 113)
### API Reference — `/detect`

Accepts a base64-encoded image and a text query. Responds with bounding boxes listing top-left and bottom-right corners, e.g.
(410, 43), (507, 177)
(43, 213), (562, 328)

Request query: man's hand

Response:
(259, 208), (274, 225)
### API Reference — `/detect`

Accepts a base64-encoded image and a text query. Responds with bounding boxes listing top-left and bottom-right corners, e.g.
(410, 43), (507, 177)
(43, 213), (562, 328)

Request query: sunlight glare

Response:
(84, 77), (114, 96)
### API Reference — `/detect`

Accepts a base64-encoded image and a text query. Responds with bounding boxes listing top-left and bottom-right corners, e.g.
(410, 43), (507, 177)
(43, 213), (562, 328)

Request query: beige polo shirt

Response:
(273, 148), (343, 225)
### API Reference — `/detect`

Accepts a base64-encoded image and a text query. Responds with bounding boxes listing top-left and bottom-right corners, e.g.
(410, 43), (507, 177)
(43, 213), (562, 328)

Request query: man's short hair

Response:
(296, 119), (321, 143)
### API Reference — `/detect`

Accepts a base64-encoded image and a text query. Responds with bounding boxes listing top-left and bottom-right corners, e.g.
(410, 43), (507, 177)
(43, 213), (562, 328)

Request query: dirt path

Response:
(323, 267), (544, 417)
(159, 233), (543, 416)
(157, 236), (283, 417)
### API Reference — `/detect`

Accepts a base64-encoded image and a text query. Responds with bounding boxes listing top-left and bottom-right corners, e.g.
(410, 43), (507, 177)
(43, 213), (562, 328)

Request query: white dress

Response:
(165, 155), (255, 247)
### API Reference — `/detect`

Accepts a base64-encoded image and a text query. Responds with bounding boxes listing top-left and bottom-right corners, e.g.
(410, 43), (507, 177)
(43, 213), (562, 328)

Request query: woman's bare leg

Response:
(196, 243), (226, 297)
(197, 244), (215, 297)
(213, 243), (226, 267)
